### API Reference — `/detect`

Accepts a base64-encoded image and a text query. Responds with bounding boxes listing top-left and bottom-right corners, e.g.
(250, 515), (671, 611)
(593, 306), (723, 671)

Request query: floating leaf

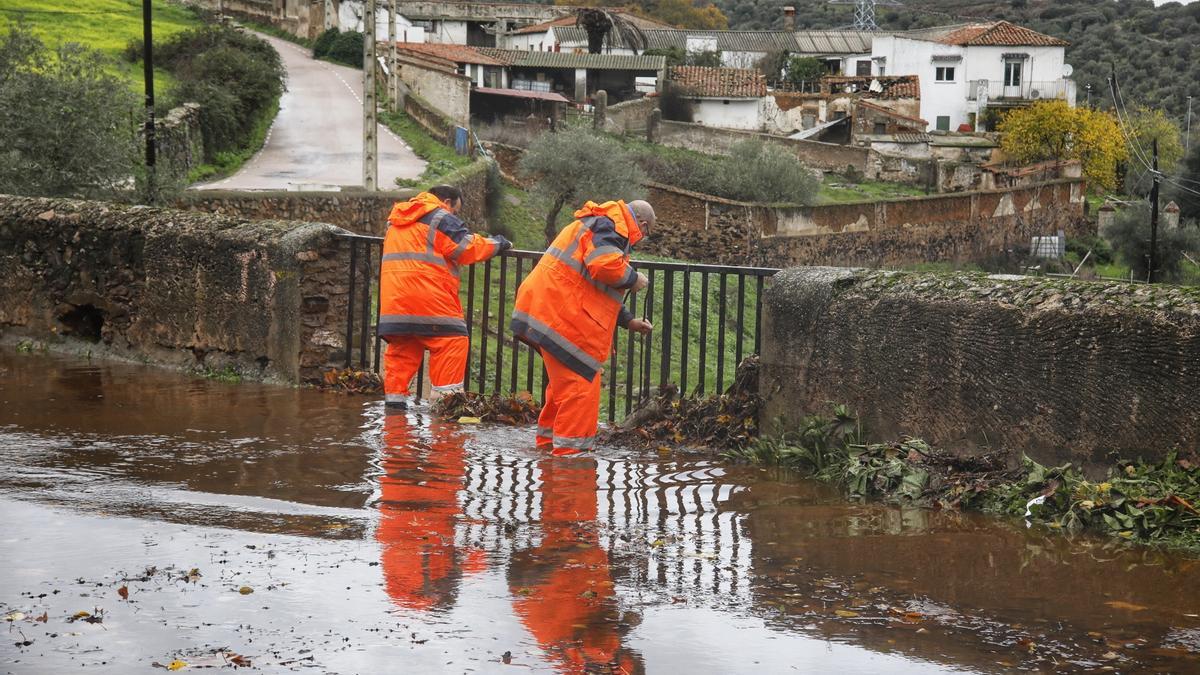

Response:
(117, 586), (129, 600)
(457, 416), (482, 424)
(834, 609), (859, 618)
(4, 612), (24, 622)
(167, 660), (188, 671)
(238, 586), (254, 595)
(1105, 601), (1148, 611)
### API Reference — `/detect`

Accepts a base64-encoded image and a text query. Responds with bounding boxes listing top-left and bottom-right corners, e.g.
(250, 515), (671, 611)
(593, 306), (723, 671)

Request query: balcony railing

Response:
(970, 79), (1073, 103)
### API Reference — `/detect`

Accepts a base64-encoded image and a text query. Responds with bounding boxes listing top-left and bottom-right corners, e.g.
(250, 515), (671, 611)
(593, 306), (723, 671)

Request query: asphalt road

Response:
(193, 32), (426, 191)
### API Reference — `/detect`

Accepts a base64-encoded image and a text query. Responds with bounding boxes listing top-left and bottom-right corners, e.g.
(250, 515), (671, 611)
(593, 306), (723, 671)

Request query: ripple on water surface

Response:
(1, 349), (1199, 673)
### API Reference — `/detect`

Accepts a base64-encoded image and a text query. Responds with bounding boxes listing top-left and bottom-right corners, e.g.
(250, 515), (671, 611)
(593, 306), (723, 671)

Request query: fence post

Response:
(647, 108), (661, 144)
(593, 90), (607, 131)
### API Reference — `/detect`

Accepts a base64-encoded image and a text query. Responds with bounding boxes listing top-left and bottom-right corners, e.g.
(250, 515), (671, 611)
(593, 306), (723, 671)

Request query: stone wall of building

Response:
(0, 195), (350, 384)
(760, 267), (1200, 469)
(398, 53), (471, 130)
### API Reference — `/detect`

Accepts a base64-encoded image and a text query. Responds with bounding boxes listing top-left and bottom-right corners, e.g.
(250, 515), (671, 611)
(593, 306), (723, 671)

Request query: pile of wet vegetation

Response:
(727, 405), (1200, 553)
(601, 356), (762, 451)
(431, 391), (540, 424)
(318, 368), (382, 394)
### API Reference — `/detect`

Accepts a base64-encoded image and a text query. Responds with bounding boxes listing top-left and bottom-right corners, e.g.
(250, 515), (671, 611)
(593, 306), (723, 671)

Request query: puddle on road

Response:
(1, 350), (1198, 673)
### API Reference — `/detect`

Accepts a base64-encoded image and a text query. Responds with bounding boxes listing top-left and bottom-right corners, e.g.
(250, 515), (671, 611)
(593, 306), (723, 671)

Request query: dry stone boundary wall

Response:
(0, 195), (350, 384)
(761, 267), (1200, 469)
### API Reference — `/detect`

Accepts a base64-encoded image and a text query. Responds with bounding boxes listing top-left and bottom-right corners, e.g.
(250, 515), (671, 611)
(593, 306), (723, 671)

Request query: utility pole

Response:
(1187, 95), (1193, 156)
(388, 0), (397, 113)
(362, 0), (378, 190)
(141, 0), (157, 203)
(1149, 138), (1160, 284)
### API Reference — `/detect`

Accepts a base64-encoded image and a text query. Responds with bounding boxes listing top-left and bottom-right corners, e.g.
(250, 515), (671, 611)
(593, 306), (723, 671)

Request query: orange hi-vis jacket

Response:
(379, 192), (504, 338)
(511, 201), (644, 381)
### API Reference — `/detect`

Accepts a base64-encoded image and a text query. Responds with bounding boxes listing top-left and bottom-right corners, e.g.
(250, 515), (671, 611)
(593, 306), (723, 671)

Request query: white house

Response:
(870, 21), (1075, 132)
(671, 66), (767, 131)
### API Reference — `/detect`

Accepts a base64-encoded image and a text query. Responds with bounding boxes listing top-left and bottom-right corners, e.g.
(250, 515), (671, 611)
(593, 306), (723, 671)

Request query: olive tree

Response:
(0, 24), (139, 198)
(519, 125), (647, 245)
(1102, 202), (1200, 282)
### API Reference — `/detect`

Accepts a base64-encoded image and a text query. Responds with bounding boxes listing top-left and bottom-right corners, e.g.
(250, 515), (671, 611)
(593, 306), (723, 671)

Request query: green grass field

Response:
(1, 0), (202, 93)
(817, 175), (927, 204)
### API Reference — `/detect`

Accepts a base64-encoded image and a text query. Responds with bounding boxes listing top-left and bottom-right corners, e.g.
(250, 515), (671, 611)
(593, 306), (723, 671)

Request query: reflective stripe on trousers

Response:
(537, 349), (602, 455)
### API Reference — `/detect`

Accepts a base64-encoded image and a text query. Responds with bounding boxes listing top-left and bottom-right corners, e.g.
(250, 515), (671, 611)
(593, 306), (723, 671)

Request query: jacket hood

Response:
(388, 192), (449, 229)
(574, 200), (643, 247)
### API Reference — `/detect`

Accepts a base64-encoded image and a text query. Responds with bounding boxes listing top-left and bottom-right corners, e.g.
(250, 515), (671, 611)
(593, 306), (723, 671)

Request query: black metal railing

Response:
(338, 234), (779, 422)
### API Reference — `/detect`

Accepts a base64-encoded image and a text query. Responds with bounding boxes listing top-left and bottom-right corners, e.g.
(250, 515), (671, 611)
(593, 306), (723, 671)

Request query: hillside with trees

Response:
(716, 0), (1199, 121)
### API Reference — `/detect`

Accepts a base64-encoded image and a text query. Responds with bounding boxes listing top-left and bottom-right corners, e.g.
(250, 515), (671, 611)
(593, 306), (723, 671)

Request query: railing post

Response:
(659, 270), (673, 387)
(680, 269), (690, 396)
(345, 239), (357, 369)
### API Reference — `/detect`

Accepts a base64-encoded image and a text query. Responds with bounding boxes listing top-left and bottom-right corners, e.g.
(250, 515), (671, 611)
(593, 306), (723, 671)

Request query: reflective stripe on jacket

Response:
(511, 200), (643, 381)
(379, 192), (502, 338)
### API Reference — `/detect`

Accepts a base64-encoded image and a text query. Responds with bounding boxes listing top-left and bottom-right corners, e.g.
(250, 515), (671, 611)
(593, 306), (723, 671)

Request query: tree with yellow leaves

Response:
(998, 100), (1128, 192)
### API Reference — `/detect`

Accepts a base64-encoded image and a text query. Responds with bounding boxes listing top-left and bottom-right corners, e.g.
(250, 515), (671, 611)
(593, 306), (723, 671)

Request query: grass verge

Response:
(727, 405), (1200, 554)
(818, 174), (928, 204)
(379, 109), (472, 188)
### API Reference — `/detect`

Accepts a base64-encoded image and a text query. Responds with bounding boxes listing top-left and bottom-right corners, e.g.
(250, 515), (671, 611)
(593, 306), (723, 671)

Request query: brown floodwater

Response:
(1, 349), (1198, 674)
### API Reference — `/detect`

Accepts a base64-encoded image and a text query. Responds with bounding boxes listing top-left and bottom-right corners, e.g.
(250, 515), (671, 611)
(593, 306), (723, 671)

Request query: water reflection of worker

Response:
(509, 458), (643, 674)
(377, 413), (486, 611)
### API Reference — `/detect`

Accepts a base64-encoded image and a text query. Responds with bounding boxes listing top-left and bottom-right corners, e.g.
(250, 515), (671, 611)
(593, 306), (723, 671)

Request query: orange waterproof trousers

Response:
(383, 335), (468, 404)
(536, 351), (603, 456)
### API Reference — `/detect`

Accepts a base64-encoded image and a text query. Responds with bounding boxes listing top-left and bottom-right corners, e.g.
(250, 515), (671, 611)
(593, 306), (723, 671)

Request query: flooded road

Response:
(2, 350), (1199, 674)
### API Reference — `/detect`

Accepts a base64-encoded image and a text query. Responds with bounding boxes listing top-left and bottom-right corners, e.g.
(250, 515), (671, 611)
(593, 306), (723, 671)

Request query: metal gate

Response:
(338, 234), (778, 422)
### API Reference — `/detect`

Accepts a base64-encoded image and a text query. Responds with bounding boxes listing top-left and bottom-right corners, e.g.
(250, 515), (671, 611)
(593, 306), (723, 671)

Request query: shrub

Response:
(315, 29), (363, 68)
(723, 140), (821, 204)
(1102, 202), (1200, 282)
(1066, 234), (1114, 266)
(313, 27), (338, 58)
(627, 140), (819, 205)
(0, 24), (139, 198)
(154, 26), (285, 161)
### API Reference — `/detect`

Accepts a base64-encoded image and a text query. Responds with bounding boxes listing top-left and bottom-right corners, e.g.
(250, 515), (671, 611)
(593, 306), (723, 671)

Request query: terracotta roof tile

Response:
(671, 65), (766, 98)
(936, 21), (1068, 47)
(395, 42), (505, 66)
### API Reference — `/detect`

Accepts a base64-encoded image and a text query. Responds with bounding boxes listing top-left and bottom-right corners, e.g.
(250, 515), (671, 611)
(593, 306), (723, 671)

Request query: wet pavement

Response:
(1, 349), (1199, 674)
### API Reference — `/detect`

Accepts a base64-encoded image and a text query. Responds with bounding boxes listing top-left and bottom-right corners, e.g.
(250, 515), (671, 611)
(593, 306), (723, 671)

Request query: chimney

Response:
(1163, 201), (1181, 229)
(783, 6), (796, 32)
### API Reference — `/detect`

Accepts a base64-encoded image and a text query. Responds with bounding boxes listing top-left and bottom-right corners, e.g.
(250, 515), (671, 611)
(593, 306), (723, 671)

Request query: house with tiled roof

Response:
(670, 66), (768, 131)
(870, 20), (1076, 132)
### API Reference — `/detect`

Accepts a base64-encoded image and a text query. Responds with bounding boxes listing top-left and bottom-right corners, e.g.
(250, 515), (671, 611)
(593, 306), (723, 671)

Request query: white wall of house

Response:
(691, 98), (762, 131)
(337, 1), (425, 41)
(872, 35), (1074, 132)
(504, 29), (552, 51)
(420, 19), (468, 44)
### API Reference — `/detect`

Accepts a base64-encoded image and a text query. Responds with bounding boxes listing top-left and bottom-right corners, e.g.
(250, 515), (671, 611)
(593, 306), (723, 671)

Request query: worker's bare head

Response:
(429, 185), (464, 213)
(628, 200), (655, 238)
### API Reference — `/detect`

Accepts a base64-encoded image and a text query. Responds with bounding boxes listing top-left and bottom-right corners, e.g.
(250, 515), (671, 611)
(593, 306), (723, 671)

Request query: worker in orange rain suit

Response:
(508, 457), (643, 674)
(376, 413), (487, 611)
(511, 199), (656, 456)
(379, 185), (511, 410)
